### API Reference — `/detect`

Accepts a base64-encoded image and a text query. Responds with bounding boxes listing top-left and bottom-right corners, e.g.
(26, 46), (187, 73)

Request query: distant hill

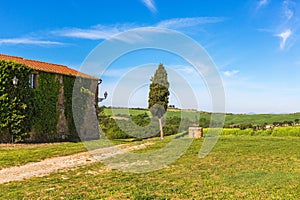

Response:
(103, 107), (300, 126)
(247, 112), (256, 115)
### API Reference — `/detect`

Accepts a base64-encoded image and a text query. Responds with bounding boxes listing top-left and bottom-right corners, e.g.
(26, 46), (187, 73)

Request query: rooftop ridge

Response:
(0, 54), (74, 70)
(0, 54), (24, 60)
(0, 54), (98, 80)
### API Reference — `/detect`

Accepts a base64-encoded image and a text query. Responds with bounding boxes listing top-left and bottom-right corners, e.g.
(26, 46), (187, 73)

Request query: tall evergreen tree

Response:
(148, 64), (170, 139)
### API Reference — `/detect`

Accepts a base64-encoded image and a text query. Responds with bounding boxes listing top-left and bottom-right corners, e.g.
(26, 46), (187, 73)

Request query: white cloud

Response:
(257, 0), (269, 9)
(171, 65), (196, 75)
(256, 0), (297, 51)
(53, 24), (137, 40)
(52, 17), (224, 40)
(276, 29), (292, 49)
(0, 38), (63, 45)
(284, 8), (294, 21)
(257, 1), (297, 50)
(156, 17), (224, 29)
(283, 0), (294, 21)
(223, 70), (239, 77)
(54, 28), (114, 40)
(141, 0), (157, 13)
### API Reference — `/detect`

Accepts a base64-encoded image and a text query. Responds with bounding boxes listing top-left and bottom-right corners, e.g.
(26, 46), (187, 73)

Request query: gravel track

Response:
(0, 143), (151, 184)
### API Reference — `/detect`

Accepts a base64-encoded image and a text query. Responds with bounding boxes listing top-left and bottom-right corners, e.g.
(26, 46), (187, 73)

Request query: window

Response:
(29, 73), (38, 89)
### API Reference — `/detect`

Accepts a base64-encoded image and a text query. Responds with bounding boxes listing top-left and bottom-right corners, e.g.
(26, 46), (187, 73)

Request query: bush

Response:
(105, 127), (129, 140)
(199, 118), (210, 128)
(98, 113), (194, 140)
(131, 113), (150, 127)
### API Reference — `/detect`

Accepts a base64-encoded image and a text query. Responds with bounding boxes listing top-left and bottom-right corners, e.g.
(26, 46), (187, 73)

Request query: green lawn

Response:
(1, 135), (299, 199)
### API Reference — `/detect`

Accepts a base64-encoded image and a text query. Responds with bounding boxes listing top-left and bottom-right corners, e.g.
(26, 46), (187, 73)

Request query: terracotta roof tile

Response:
(0, 54), (99, 80)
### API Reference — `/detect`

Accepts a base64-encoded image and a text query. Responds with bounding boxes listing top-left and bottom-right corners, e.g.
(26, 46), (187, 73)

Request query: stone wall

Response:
(188, 127), (203, 138)
(78, 80), (100, 140)
(28, 75), (99, 142)
(56, 74), (69, 140)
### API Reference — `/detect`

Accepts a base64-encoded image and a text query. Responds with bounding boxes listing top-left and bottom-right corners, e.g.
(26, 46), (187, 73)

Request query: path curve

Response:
(0, 143), (151, 184)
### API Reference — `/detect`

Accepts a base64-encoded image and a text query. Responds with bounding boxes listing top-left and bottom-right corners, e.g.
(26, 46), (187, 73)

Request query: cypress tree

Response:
(148, 64), (170, 139)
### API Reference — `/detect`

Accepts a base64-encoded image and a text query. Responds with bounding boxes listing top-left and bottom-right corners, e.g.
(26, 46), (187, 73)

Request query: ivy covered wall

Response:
(31, 72), (60, 142)
(63, 75), (79, 141)
(0, 60), (99, 143)
(72, 77), (99, 141)
(0, 60), (33, 142)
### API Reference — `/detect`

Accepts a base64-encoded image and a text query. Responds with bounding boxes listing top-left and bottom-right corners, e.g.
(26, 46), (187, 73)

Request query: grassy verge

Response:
(0, 142), (86, 169)
(0, 139), (133, 169)
(1, 135), (299, 199)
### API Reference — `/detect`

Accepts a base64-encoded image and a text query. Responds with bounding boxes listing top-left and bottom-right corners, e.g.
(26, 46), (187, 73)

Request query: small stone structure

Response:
(188, 127), (203, 138)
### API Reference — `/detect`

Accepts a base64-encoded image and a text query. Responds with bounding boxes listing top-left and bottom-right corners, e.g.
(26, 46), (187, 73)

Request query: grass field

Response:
(104, 107), (206, 120)
(224, 113), (300, 125)
(1, 135), (299, 199)
(104, 107), (300, 125)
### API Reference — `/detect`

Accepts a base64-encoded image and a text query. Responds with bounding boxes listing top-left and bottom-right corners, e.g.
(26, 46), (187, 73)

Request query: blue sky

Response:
(1, 0), (300, 113)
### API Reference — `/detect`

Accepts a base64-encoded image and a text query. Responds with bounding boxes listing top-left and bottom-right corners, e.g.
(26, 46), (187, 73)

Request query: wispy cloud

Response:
(141, 0), (157, 13)
(0, 38), (64, 46)
(169, 64), (197, 76)
(53, 24), (137, 40)
(276, 29), (292, 49)
(257, 0), (270, 10)
(156, 17), (225, 29)
(256, 0), (298, 50)
(284, 7), (293, 21)
(53, 28), (114, 40)
(283, 0), (294, 21)
(223, 70), (239, 77)
(52, 17), (224, 40)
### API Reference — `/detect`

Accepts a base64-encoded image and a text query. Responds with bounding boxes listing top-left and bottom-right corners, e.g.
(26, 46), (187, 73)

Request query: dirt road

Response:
(0, 143), (151, 184)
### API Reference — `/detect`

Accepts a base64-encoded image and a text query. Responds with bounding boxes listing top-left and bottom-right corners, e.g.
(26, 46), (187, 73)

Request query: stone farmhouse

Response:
(0, 54), (101, 142)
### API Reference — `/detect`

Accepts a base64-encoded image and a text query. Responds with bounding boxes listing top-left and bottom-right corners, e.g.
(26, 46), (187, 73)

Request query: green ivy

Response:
(63, 75), (79, 141)
(31, 72), (60, 142)
(0, 60), (33, 142)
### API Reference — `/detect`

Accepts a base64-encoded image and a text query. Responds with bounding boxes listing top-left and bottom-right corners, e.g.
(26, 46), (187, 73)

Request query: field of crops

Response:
(203, 127), (300, 137)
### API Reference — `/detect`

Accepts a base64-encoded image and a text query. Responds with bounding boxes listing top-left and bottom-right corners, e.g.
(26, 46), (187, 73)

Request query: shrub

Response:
(98, 113), (194, 140)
